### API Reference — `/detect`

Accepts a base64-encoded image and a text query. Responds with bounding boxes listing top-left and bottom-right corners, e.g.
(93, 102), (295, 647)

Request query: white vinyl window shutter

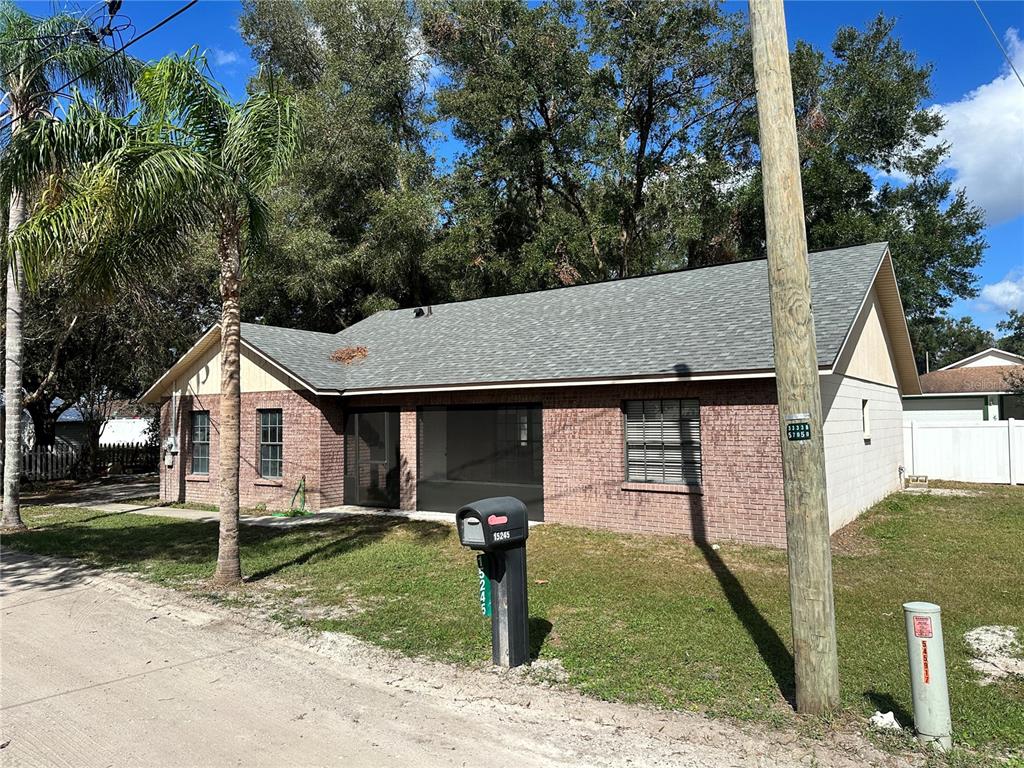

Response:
(625, 399), (701, 485)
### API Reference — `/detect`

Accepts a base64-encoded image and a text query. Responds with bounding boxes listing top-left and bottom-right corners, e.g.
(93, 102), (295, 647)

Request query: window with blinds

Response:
(624, 399), (701, 485)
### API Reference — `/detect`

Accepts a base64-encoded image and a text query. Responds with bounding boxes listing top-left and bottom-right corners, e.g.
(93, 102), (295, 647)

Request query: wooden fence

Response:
(17, 444), (82, 481)
(0, 441), (158, 482)
(97, 442), (159, 474)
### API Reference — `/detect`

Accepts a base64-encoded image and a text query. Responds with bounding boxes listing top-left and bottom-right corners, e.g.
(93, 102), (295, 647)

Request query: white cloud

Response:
(980, 269), (1024, 312)
(212, 48), (241, 68)
(932, 29), (1024, 225)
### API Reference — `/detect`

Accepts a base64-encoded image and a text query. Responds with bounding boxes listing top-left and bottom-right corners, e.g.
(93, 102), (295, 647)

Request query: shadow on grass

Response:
(529, 617), (553, 660)
(690, 494), (797, 707)
(37, 510), (132, 528)
(7, 513), (453, 585)
(246, 515), (451, 582)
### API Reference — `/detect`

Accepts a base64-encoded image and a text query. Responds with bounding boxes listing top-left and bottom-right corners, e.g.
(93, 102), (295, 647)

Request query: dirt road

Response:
(0, 550), (908, 768)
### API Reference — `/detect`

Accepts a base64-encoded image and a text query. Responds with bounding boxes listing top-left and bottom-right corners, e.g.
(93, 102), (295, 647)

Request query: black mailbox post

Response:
(456, 497), (530, 668)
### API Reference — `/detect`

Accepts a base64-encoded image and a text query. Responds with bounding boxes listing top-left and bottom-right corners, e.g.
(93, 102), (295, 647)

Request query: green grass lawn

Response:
(4, 485), (1022, 764)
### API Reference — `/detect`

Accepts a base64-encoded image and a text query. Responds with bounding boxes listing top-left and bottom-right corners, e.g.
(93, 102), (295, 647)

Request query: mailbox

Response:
(456, 496), (531, 668)
(456, 497), (529, 551)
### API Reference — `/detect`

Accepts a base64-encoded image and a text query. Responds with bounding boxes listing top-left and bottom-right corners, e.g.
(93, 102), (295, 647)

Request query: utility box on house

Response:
(457, 497), (530, 668)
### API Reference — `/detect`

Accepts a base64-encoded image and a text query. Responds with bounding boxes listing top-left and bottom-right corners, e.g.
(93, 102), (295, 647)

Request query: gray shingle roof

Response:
(241, 242), (888, 393)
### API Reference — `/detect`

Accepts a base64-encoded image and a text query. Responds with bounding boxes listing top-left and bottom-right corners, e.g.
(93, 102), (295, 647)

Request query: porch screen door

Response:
(344, 410), (400, 508)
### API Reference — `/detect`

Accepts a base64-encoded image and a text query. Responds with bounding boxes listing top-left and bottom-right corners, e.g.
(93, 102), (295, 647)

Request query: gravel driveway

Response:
(0, 550), (908, 768)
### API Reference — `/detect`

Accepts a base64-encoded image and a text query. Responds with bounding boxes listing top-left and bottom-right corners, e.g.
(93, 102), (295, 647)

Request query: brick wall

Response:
(161, 379), (787, 546)
(159, 389), (333, 512)
(349, 380), (787, 548)
(158, 398), (186, 503)
(318, 399), (346, 509)
(399, 407), (418, 510)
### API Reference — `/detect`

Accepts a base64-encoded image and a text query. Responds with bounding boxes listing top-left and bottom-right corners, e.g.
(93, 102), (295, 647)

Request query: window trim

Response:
(257, 408), (284, 479)
(622, 398), (702, 487)
(190, 410), (210, 476)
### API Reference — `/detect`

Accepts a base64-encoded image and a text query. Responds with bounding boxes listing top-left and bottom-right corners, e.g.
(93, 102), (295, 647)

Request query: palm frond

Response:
(136, 48), (231, 154)
(0, 94), (131, 194)
(241, 189), (271, 270)
(222, 92), (300, 197)
(0, 3), (138, 115)
(10, 141), (216, 293)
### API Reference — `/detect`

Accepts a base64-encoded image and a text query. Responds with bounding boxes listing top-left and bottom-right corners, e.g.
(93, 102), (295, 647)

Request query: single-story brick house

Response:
(141, 242), (920, 548)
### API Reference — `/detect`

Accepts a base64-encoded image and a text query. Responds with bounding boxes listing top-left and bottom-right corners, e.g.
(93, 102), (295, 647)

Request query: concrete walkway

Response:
(22, 474), (159, 506)
(53, 500), (458, 529)
(0, 550), (900, 768)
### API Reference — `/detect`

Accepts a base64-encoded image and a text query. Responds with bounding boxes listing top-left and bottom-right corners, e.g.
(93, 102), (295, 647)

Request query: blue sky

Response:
(21, 0), (1024, 332)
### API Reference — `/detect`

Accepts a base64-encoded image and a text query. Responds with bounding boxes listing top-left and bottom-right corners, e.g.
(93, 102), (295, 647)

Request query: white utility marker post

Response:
(903, 601), (952, 751)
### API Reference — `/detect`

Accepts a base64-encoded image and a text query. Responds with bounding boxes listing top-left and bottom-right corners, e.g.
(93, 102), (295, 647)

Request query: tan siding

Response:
(168, 344), (300, 397)
(834, 288), (899, 387)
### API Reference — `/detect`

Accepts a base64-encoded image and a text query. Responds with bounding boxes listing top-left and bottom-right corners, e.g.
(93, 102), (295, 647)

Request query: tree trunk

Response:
(213, 215), (243, 585)
(81, 420), (104, 479)
(2, 186), (28, 531)
(25, 399), (58, 447)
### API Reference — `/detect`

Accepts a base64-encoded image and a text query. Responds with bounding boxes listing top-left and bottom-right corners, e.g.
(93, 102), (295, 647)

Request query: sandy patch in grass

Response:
(964, 625), (1024, 684)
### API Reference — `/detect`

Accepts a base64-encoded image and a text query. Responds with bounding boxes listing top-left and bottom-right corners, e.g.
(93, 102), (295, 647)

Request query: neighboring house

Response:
(902, 348), (1024, 424)
(142, 242), (920, 548)
(55, 401), (154, 447)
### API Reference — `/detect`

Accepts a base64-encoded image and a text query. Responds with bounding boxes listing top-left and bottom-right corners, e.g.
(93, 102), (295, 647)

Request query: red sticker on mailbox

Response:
(913, 616), (933, 639)
(487, 514), (508, 526)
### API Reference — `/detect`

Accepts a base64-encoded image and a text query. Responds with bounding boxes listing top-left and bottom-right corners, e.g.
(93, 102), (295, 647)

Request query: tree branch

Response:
(23, 314), (78, 406)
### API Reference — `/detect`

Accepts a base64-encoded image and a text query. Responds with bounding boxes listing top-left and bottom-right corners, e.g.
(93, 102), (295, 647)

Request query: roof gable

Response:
(938, 347), (1024, 370)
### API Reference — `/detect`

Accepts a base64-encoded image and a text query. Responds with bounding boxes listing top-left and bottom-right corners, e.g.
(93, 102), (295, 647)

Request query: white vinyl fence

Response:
(904, 419), (1023, 485)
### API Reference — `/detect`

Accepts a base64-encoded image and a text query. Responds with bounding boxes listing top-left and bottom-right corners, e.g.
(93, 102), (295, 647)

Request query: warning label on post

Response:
(913, 616), (933, 638)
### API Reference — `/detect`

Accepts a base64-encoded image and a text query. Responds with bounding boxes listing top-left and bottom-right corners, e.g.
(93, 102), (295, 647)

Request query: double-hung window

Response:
(258, 409), (284, 479)
(624, 399), (701, 485)
(190, 411), (210, 475)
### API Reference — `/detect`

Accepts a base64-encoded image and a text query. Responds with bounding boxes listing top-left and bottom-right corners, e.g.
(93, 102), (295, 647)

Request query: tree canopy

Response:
(236, 0), (993, 372)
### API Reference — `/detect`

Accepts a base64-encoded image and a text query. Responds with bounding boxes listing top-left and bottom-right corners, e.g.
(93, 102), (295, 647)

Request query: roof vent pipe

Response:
(412, 306), (433, 318)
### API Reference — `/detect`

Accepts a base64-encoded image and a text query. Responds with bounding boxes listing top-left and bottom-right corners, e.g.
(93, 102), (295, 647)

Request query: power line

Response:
(0, 0), (198, 132)
(972, 0), (1024, 89)
(59, 0), (197, 94)
(1, 25), (95, 82)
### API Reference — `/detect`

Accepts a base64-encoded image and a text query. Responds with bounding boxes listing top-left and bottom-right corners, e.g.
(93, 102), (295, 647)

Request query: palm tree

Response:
(129, 55), (299, 584)
(0, 2), (135, 529)
(133, 53), (298, 584)
(8, 51), (298, 583)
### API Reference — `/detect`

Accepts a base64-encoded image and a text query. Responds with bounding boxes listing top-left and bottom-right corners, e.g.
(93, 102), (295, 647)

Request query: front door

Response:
(344, 410), (400, 508)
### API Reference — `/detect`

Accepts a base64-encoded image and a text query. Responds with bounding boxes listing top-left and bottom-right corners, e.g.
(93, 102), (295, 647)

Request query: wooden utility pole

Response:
(748, 0), (840, 714)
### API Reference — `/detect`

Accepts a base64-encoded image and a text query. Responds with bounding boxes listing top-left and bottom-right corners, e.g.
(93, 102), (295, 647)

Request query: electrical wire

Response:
(0, 0), (198, 133)
(972, 0), (1024, 89)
